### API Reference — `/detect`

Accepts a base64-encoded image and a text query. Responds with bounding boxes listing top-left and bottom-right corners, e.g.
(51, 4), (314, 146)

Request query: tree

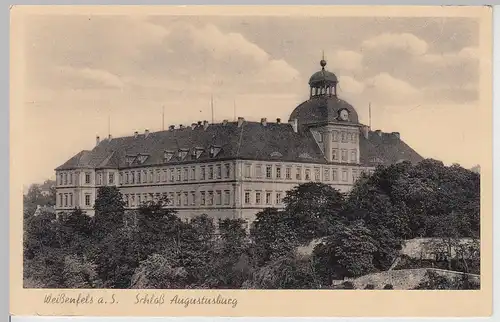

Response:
(245, 253), (321, 289)
(93, 228), (138, 288)
(312, 221), (377, 283)
(132, 199), (183, 261)
(93, 186), (126, 240)
(23, 183), (56, 218)
(282, 182), (345, 243)
(62, 255), (101, 288)
(57, 209), (94, 256)
(413, 271), (480, 290)
(130, 254), (188, 289)
(173, 215), (217, 287)
(209, 218), (252, 288)
(342, 159), (480, 270)
(24, 210), (56, 254)
(343, 183), (406, 270)
(93, 198), (181, 288)
(402, 160), (480, 238)
(250, 208), (299, 265)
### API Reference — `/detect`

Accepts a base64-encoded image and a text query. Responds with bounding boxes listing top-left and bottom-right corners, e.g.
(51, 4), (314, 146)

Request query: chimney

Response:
(108, 134), (112, 140)
(361, 126), (369, 139)
(237, 117), (244, 127)
(375, 130), (382, 137)
(203, 120), (209, 130)
(96, 135), (100, 145)
(169, 125), (175, 131)
(261, 118), (267, 126)
(289, 118), (298, 133)
(191, 123), (197, 130)
(197, 121), (202, 126)
(134, 131), (138, 138)
(276, 118), (281, 124)
(179, 124), (185, 129)
(145, 129), (150, 138)
(392, 132), (400, 139)
(222, 119), (228, 126)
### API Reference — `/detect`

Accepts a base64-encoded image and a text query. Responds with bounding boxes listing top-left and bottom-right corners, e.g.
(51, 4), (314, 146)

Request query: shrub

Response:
(342, 281), (355, 289)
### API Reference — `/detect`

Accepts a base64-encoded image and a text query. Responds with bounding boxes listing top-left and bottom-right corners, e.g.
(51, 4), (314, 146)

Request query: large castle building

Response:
(54, 59), (423, 226)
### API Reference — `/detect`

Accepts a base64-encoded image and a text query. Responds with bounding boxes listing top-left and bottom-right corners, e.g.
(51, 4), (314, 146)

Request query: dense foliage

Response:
(413, 271), (480, 290)
(23, 159), (480, 289)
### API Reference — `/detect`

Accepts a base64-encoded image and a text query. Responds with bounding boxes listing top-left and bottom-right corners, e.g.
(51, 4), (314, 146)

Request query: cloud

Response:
(363, 73), (420, 104)
(362, 32), (429, 56)
(419, 46), (479, 66)
(338, 75), (365, 94)
(161, 23), (300, 85)
(27, 18), (300, 95)
(57, 66), (125, 89)
(184, 23), (271, 64)
(253, 59), (300, 83)
(326, 50), (363, 73)
(359, 32), (479, 98)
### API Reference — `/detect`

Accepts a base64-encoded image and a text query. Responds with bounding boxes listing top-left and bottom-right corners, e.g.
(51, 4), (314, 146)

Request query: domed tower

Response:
(289, 58), (362, 164)
(309, 57), (339, 97)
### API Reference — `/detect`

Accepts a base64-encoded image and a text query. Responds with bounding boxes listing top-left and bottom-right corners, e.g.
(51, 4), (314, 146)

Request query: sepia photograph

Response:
(10, 5), (493, 317)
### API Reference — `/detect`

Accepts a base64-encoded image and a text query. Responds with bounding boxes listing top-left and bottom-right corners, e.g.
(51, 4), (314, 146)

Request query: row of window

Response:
(117, 163), (232, 186)
(57, 193), (92, 208)
(243, 164), (364, 182)
(122, 189), (288, 208)
(57, 172), (94, 186)
(317, 131), (359, 143)
(59, 162), (366, 188)
(332, 149), (358, 163)
(58, 167), (368, 210)
(244, 190), (283, 205)
(123, 190), (233, 208)
(58, 192), (74, 207)
(57, 172), (74, 186)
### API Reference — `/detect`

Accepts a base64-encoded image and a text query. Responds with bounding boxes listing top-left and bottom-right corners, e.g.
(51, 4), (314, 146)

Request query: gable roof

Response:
(55, 150), (93, 170)
(359, 130), (423, 166)
(55, 122), (423, 170)
(55, 121), (327, 170)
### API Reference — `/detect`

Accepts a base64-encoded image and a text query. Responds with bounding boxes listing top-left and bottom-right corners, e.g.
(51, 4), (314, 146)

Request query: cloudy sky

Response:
(21, 12), (485, 185)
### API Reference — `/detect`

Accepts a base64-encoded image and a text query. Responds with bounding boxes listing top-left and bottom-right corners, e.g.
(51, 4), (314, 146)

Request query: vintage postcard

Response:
(10, 5), (493, 317)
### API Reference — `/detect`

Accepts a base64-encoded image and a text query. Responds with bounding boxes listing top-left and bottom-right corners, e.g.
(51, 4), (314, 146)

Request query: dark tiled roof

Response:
(309, 69), (338, 85)
(359, 131), (424, 166)
(56, 121), (326, 170)
(55, 150), (93, 170)
(55, 122), (423, 170)
(289, 96), (360, 128)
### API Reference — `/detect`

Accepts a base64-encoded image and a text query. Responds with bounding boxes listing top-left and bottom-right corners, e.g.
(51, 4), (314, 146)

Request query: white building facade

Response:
(55, 59), (423, 225)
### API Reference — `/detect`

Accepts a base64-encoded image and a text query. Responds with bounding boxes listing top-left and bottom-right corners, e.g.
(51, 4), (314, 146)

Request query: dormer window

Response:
(270, 151), (283, 158)
(125, 155), (136, 166)
(136, 153), (149, 164)
(209, 145), (221, 158)
(193, 147), (204, 159)
(164, 150), (174, 162)
(178, 149), (188, 161)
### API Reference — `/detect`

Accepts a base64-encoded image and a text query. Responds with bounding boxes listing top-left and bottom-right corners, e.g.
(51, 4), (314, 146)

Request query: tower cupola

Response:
(308, 56), (339, 98)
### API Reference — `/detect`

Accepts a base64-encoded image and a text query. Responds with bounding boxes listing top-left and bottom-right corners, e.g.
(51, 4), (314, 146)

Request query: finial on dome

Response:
(320, 50), (327, 69)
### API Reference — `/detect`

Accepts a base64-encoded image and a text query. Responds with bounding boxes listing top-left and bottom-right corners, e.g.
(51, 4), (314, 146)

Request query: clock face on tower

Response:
(339, 109), (349, 121)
